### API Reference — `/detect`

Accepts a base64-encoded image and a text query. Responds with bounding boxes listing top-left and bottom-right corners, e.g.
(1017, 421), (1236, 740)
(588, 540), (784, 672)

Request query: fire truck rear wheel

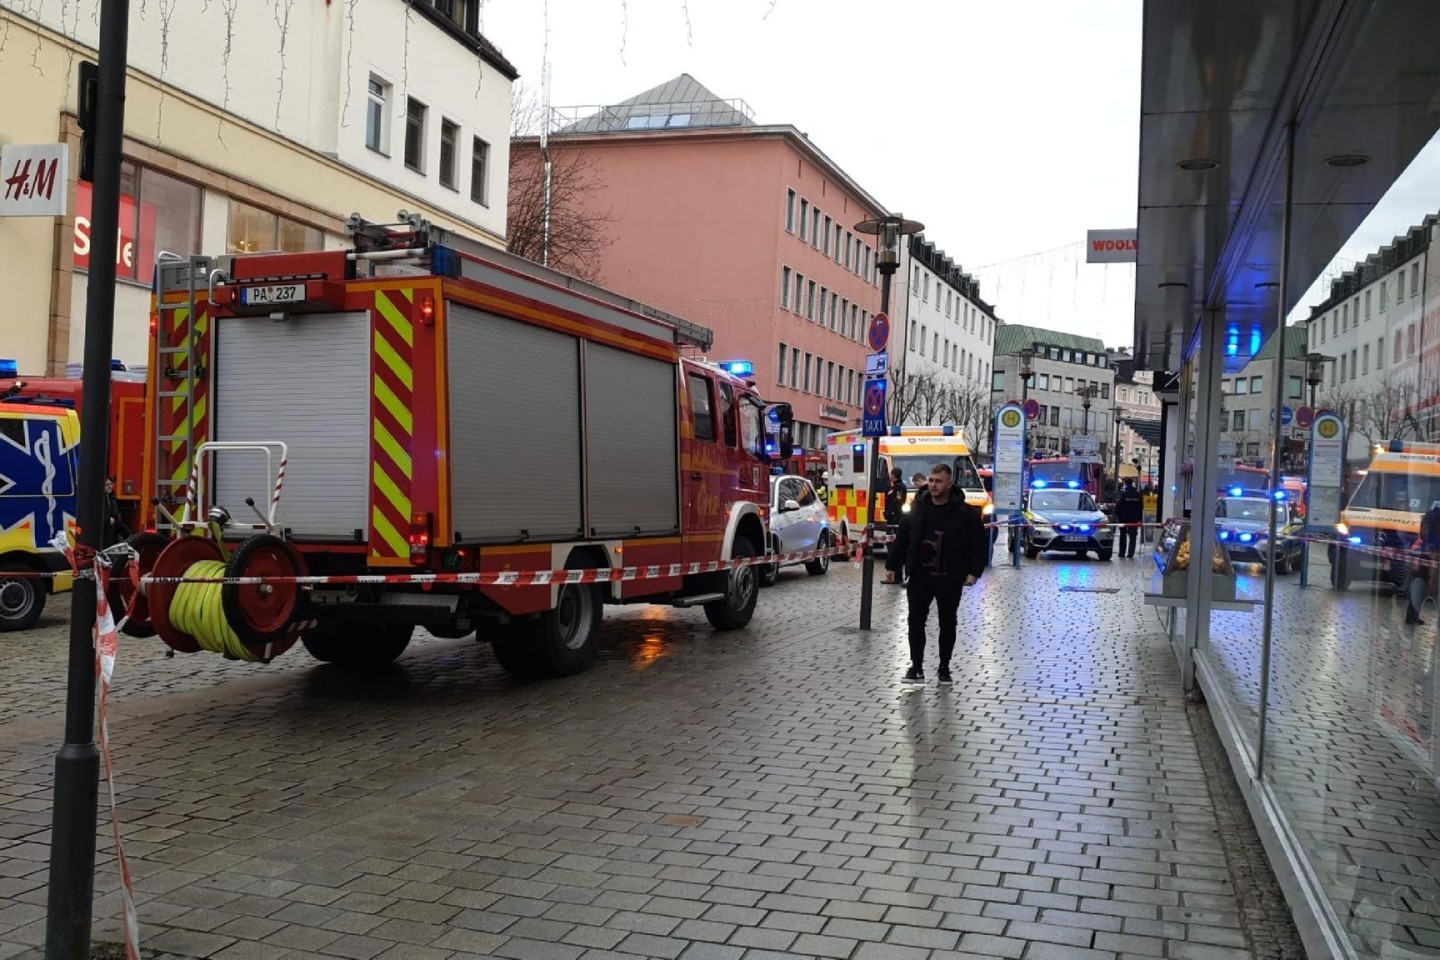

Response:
(0, 563), (45, 633)
(301, 621), (413, 667)
(705, 535), (759, 631)
(530, 583), (601, 676)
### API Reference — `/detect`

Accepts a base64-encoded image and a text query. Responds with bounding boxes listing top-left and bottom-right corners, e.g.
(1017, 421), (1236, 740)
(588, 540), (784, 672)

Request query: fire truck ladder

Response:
(153, 255), (217, 528)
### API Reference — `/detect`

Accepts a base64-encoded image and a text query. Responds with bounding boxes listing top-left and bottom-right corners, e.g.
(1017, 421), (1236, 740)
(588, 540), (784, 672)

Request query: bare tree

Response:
(506, 86), (616, 282)
(885, 366), (997, 452)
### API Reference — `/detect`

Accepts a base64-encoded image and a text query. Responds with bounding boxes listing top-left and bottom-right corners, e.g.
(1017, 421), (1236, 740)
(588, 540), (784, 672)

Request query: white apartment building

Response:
(1, 0), (515, 375)
(891, 234), (999, 445)
(1302, 213), (1440, 462)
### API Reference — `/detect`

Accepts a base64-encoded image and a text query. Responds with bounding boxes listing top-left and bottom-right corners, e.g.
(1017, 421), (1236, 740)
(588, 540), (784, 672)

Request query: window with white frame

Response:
(799, 199), (809, 240)
(366, 76), (391, 154)
(785, 190), (796, 233)
(404, 97), (427, 172)
(439, 119), (459, 189)
(470, 137), (489, 205)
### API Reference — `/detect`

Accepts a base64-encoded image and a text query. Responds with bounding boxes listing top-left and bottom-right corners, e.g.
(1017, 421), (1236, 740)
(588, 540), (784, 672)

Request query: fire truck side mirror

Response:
(766, 403), (795, 462)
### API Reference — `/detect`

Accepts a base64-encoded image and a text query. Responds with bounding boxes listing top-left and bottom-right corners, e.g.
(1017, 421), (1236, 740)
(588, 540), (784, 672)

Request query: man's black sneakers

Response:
(937, 666), (952, 684)
(903, 665), (924, 682)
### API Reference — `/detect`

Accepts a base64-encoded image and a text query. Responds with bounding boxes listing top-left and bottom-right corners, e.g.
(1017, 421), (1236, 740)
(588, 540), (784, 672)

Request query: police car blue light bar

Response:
(1219, 531), (1231, 541)
(1229, 486), (1244, 497)
(1066, 480), (1080, 489)
(718, 360), (754, 377)
(1273, 490), (1287, 501)
(1031, 480), (1048, 488)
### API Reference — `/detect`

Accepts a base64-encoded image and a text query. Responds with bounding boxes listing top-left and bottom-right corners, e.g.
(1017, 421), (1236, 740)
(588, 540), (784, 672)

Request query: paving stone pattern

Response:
(0, 554), (1301, 959)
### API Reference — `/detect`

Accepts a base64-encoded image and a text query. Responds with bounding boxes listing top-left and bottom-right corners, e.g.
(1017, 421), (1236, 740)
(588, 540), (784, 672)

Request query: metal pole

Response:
(858, 268), (893, 631)
(1300, 377), (1318, 588)
(1256, 120), (1296, 778)
(1014, 366), (1029, 568)
(46, 1), (128, 956)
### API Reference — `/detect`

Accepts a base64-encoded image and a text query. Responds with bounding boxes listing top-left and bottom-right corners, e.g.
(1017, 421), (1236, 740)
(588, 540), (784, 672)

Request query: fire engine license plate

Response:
(240, 283), (305, 306)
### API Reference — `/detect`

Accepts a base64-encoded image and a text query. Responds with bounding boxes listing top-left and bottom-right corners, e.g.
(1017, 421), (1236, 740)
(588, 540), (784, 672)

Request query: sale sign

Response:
(73, 180), (156, 281)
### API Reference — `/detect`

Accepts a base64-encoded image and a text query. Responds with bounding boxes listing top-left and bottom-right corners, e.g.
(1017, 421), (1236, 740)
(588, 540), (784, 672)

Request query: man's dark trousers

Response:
(1119, 525), (1138, 557)
(907, 576), (962, 667)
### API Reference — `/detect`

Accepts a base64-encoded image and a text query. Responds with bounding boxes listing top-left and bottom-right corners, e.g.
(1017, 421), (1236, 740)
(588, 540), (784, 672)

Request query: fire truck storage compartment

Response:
(446, 303), (680, 542)
(584, 342), (679, 538)
(214, 312), (372, 537)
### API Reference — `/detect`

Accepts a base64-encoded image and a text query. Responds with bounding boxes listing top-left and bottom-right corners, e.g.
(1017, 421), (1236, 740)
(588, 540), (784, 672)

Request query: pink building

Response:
(513, 75), (888, 455)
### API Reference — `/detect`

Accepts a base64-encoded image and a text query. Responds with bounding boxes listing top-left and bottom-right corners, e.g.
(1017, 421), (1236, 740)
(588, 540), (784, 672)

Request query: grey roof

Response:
(554, 74), (756, 134)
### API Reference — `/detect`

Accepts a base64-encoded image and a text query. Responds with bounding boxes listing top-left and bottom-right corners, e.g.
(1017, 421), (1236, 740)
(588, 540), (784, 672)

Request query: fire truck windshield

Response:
(892, 455), (983, 492)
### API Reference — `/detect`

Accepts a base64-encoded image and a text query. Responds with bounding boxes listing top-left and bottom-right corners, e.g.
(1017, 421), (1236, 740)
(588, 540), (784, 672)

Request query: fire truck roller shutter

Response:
(214, 312), (371, 535)
(584, 342), (680, 537)
(448, 304), (583, 541)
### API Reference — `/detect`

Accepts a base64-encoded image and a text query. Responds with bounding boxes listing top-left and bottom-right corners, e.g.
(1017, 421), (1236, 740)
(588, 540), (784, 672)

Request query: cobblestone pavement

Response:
(0, 550), (1304, 959)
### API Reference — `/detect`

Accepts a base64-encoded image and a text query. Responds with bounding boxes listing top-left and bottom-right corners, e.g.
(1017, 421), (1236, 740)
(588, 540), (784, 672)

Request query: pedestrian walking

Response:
(888, 463), (990, 684)
(1404, 502), (1440, 625)
(910, 472), (929, 506)
(1115, 479), (1144, 558)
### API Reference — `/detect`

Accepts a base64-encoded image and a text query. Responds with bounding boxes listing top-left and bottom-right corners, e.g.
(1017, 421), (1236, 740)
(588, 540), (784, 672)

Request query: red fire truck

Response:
(129, 215), (794, 676)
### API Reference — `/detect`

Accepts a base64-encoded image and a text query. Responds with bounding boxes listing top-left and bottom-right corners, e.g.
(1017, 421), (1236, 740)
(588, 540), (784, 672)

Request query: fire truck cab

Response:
(135, 215), (794, 675)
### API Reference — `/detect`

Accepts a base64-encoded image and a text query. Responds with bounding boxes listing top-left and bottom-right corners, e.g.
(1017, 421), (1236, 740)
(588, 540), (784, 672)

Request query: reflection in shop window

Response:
(228, 200), (324, 254)
(74, 160), (201, 284)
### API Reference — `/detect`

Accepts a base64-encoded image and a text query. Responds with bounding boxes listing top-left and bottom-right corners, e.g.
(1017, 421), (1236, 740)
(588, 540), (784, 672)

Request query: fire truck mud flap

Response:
(301, 621), (414, 668)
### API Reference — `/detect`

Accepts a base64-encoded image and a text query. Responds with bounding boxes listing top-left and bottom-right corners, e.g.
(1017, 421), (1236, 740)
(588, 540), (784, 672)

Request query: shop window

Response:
(227, 199), (323, 255)
(74, 161), (201, 284)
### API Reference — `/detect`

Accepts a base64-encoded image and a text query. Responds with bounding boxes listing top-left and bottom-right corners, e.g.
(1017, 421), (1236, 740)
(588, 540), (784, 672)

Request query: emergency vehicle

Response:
(0, 390), (79, 630)
(1028, 456), (1105, 500)
(824, 425), (991, 542)
(1330, 440), (1440, 591)
(0, 370), (146, 532)
(127, 214), (794, 675)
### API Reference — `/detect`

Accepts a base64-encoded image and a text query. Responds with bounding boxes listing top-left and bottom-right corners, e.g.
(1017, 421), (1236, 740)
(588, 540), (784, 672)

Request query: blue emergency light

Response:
(1067, 480), (1080, 489)
(719, 360), (754, 377)
(1239, 533), (1254, 543)
(1078, 524), (1091, 532)
(0, 359), (16, 378)
(1229, 486), (1244, 497)
(1273, 490), (1287, 501)
(1219, 531), (1231, 541)
(1031, 479), (1048, 488)
(1348, 535), (1362, 544)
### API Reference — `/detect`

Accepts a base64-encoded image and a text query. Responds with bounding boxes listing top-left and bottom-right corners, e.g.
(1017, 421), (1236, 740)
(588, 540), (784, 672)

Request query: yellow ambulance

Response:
(824, 425), (992, 543)
(1330, 439), (1440, 591)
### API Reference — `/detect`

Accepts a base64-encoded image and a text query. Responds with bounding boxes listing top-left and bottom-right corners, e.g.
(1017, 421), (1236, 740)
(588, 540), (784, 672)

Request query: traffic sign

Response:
(1281, 405), (1294, 426)
(865, 352), (889, 377)
(1023, 398), (1041, 421)
(1296, 405), (1314, 430)
(862, 378), (888, 437)
(867, 313), (890, 352)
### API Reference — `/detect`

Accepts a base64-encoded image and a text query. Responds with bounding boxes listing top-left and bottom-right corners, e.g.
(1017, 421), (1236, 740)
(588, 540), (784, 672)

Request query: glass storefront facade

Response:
(1172, 230), (1440, 957)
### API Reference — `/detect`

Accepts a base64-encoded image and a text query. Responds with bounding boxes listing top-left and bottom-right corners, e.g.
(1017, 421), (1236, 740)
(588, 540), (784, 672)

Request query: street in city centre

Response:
(0, 552), (1308, 960)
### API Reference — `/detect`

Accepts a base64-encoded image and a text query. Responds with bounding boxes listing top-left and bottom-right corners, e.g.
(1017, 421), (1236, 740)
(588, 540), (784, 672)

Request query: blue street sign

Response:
(1281, 405), (1294, 426)
(862, 378), (888, 437)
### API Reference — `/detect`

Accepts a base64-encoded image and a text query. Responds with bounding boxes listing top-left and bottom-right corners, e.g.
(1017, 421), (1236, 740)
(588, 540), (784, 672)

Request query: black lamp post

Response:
(1304, 351), (1334, 411)
(853, 214), (924, 631)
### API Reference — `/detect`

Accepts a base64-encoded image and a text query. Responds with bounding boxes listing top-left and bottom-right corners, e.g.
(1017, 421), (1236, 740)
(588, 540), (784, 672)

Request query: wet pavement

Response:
(0, 547), (1306, 959)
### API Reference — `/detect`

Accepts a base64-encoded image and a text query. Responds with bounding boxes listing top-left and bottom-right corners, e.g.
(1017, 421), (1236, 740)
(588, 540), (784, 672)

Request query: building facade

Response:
(0, 0), (515, 375)
(1110, 353), (1162, 483)
(890, 235), (999, 449)
(1302, 213), (1440, 462)
(992, 324), (1116, 459)
(512, 75), (886, 453)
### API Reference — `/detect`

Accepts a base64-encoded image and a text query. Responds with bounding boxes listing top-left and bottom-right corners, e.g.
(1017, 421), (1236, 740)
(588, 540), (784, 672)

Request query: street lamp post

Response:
(1299, 352), (1334, 589)
(853, 214), (924, 631)
(1009, 347), (1036, 567)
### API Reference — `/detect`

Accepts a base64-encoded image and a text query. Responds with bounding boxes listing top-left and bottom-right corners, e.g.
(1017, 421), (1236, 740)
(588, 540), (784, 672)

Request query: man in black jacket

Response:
(1114, 480), (1144, 558)
(888, 463), (990, 684)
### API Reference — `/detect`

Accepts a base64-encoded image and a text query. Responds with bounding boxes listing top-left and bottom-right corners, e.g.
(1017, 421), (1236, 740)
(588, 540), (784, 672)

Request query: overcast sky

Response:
(480, 0), (1440, 349)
